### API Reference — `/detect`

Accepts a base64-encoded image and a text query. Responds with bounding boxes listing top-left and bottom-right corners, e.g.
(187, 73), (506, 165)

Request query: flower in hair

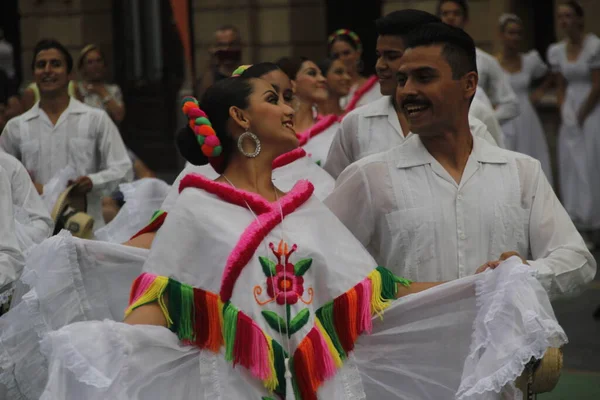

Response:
(181, 96), (222, 157)
(232, 64), (253, 77)
(328, 29), (362, 52)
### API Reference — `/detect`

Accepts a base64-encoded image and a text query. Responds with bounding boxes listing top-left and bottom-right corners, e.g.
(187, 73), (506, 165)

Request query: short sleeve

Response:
(527, 50), (549, 80)
(546, 44), (562, 73)
(587, 37), (600, 69)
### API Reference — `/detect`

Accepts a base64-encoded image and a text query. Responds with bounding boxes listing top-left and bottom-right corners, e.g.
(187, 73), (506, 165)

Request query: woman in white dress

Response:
(10, 72), (566, 400)
(496, 14), (553, 184)
(328, 29), (382, 109)
(547, 0), (600, 238)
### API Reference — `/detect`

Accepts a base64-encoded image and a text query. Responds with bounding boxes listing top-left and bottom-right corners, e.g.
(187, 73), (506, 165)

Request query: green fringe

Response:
(315, 302), (346, 360)
(165, 278), (195, 341)
(376, 266), (403, 299)
(290, 356), (302, 399)
(394, 275), (413, 288)
(223, 302), (238, 362)
(272, 339), (287, 396)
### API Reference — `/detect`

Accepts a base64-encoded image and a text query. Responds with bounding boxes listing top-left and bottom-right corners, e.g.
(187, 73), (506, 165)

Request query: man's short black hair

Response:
(32, 39), (73, 73)
(436, 0), (470, 20)
(404, 22), (477, 79)
(215, 25), (241, 45)
(375, 9), (441, 38)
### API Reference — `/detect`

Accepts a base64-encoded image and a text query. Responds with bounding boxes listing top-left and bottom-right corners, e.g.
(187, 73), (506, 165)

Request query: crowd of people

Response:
(0, 1), (597, 399)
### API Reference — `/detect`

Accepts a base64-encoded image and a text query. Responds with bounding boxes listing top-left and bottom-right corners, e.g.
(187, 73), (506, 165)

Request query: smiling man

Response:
(0, 39), (132, 229)
(325, 23), (595, 299)
(323, 9), (499, 179)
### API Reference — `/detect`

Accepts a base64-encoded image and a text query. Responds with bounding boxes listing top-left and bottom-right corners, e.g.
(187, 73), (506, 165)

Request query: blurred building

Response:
(5, 0), (600, 174)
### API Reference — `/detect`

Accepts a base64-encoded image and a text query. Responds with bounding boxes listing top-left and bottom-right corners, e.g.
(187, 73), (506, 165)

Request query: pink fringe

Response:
(358, 278), (373, 334)
(272, 147), (307, 169)
(128, 273), (158, 304)
(250, 323), (272, 380)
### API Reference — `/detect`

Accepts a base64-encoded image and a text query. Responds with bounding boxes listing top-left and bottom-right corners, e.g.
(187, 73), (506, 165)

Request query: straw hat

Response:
(516, 347), (563, 395)
(51, 185), (94, 239)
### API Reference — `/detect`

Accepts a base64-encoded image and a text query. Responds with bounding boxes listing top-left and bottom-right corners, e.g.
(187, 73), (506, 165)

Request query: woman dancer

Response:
(35, 75), (565, 400)
(302, 58), (351, 165)
(497, 14), (553, 183)
(328, 29), (382, 108)
(548, 0), (600, 244)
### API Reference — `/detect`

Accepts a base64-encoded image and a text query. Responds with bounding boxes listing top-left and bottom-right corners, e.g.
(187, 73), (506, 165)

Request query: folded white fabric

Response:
(38, 257), (566, 399)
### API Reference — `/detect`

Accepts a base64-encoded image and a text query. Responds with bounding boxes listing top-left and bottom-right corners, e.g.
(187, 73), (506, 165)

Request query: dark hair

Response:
(317, 58), (336, 77)
(32, 39), (73, 73)
(404, 22), (477, 79)
(329, 34), (358, 52)
(240, 62), (280, 79)
(498, 14), (523, 32)
(563, 1), (584, 18)
(276, 56), (308, 80)
(376, 9), (441, 38)
(177, 77), (255, 166)
(216, 24), (241, 44)
(436, 0), (470, 20)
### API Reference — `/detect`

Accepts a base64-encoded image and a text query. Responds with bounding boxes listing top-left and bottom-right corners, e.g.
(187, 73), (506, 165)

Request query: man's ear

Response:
(463, 71), (478, 100)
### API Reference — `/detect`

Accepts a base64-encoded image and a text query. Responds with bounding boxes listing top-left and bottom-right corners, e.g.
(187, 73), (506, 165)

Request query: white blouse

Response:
(0, 152), (53, 254)
(325, 135), (596, 299)
(0, 99), (133, 228)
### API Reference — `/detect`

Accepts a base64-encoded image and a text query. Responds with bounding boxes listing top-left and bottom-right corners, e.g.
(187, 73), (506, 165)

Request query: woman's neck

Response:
(316, 93), (343, 116)
(218, 150), (283, 201)
(294, 99), (315, 133)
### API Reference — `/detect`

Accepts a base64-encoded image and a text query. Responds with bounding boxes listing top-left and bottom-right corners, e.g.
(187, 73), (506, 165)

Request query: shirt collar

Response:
(24, 97), (87, 122)
(395, 136), (507, 169)
(362, 96), (395, 118)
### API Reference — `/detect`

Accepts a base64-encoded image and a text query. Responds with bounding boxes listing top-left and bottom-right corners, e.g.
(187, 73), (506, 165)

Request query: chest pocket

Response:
(490, 204), (530, 259)
(385, 207), (436, 273)
(19, 140), (40, 175)
(68, 137), (95, 174)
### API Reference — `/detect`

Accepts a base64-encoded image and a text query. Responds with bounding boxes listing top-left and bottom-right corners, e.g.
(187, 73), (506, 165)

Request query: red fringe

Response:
(271, 147), (307, 169)
(129, 211), (168, 240)
(333, 292), (354, 353)
(193, 288), (209, 348)
(233, 312), (254, 369)
(294, 339), (318, 400)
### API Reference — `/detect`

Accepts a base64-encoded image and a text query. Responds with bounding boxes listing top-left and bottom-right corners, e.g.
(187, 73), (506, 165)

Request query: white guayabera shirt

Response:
(0, 163), (25, 289)
(325, 135), (596, 300)
(0, 152), (53, 254)
(0, 98), (133, 228)
(323, 96), (498, 179)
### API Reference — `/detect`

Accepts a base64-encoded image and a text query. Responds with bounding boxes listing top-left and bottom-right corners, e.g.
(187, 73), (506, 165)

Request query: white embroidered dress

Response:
(5, 174), (566, 400)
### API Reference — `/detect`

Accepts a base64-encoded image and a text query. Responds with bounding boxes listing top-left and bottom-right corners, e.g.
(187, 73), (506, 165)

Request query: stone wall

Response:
(191, 0), (327, 79)
(19, 0), (114, 84)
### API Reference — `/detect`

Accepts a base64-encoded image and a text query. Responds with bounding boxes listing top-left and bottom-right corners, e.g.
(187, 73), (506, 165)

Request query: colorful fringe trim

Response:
(124, 267), (410, 399)
(129, 210), (168, 240)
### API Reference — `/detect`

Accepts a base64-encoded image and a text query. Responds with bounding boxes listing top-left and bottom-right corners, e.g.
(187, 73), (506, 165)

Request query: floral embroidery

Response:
(254, 240), (314, 337)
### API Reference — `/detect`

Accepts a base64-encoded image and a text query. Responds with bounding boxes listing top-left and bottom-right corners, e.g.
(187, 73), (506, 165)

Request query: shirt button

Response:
(457, 194), (463, 200)
(460, 233), (466, 240)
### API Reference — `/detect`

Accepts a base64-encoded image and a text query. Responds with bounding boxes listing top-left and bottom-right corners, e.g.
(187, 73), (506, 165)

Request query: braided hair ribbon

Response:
(232, 64), (253, 77)
(181, 96), (222, 158)
(328, 29), (362, 52)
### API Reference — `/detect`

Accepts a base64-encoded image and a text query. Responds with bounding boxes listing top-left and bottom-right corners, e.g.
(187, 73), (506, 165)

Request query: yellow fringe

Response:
(263, 333), (279, 391)
(368, 270), (391, 319)
(316, 319), (343, 368)
(125, 276), (172, 325)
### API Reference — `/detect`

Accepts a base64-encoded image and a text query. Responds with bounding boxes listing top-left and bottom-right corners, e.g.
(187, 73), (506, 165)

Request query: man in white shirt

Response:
(325, 23), (595, 299)
(0, 152), (53, 253)
(437, 0), (519, 124)
(0, 39), (132, 229)
(323, 9), (499, 179)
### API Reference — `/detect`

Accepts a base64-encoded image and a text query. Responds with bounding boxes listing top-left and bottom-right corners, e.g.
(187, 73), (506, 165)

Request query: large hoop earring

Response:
(237, 130), (261, 158)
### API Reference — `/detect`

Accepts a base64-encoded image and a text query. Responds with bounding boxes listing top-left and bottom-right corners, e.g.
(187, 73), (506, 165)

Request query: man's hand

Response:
(68, 176), (93, 194)
(475, 251), (529, 274)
